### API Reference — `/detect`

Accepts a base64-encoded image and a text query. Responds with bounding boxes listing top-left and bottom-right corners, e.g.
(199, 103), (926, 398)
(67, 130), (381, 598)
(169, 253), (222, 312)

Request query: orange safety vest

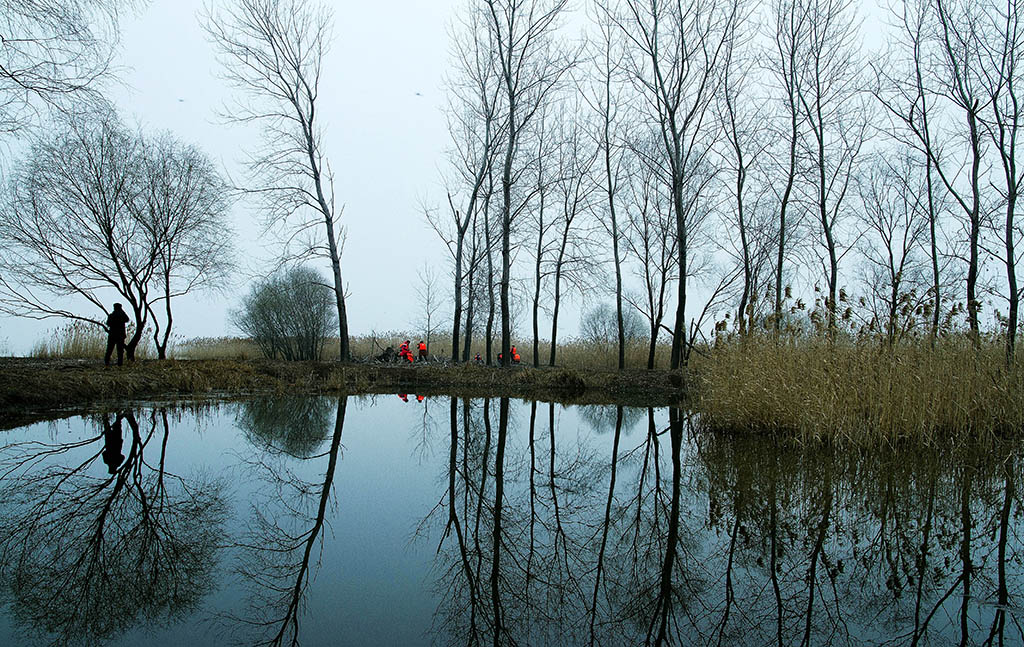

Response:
(418, 342), (426, 352)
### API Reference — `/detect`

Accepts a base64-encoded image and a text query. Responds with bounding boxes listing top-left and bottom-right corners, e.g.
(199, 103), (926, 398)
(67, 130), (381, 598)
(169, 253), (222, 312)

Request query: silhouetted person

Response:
(101, 414), (125, 474)
(104, 303), (130, 366)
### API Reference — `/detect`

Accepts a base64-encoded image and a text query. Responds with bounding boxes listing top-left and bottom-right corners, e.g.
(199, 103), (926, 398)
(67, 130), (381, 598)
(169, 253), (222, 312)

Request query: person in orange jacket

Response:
(399, 340), (413, 362)
(511, 345), (520, 364)
(417, 340), (427, 361)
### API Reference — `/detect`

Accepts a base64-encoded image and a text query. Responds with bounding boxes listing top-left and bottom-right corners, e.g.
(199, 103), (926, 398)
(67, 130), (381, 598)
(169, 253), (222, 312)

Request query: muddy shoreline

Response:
(0, 358), (688, 429)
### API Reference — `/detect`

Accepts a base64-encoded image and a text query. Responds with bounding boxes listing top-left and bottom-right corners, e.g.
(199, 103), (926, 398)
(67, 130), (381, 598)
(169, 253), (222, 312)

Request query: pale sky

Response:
(0, 0), (894, 356)
(2, 0), (462, 354)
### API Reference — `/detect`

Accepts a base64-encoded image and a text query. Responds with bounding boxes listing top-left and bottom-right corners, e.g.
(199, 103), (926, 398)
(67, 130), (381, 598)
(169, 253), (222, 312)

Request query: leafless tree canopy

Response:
(0, 0), (143, 134)
(205, 0), (351, 360)
(0, 111), (234, 359)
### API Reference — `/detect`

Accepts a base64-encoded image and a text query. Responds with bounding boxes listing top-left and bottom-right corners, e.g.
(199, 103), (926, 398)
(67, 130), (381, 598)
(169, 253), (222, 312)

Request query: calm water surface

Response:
(0, 395), (1021, 646)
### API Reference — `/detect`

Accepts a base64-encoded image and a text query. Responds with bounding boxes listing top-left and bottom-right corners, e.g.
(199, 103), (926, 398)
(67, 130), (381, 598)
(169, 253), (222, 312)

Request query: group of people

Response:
(496, 345), (521, 364)
(398, 340), (428, 363)
(470, 345), (521, 364)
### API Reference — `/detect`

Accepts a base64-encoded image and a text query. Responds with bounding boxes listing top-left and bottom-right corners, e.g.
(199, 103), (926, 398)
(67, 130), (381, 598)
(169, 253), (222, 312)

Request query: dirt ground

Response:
(0, 357), (687, 429)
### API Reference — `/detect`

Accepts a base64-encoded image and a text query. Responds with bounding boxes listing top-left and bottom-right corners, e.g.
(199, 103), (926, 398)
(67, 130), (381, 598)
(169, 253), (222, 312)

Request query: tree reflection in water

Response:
(429, 400), (1024, 646)
(235, 396), (334, 459)
(0, 408), (228, 646)
(227, 395), (347, 647)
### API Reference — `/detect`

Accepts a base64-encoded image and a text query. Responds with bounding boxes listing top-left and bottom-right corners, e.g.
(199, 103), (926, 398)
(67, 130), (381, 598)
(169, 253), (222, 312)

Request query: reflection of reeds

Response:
(694, 334), (1024, 443)
(30, 321), (155, 359)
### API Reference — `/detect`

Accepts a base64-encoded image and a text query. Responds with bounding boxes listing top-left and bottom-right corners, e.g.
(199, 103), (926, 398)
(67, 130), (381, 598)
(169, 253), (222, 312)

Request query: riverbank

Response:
(0, 357), (688, 429)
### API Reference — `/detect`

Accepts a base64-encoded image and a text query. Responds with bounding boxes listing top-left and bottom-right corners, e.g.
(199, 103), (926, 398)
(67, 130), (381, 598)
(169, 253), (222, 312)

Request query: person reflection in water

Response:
(398, 393), (409, 403)
(101, 413), (125, 474)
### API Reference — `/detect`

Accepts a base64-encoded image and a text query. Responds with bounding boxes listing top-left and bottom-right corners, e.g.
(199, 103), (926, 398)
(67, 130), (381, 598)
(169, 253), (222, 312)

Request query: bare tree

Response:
(933, 0), (991, 344)
(0, 0), (141, 134)
(528, 107), (558, 367)
(611, 0), (737, 369)
(0, 113), (234, 360)
(794, 0), (869, 335)
(416, 262), (445, 353)
(547, 100), (599, 366)
(622, 153), (678, 368)
(872, 0), (948, 344)
(766, 0), (809, 334)
(481, 0), (574, 366)
(0, 112), (153, 359)
(205, 0), (351, 361)
(231, 266), (337, 361)
(716, 4), (769, 335)
(976, 0), (1024, 363)
(586, 5), (631, 369)
(139, 133), (235, 359)
(435, 1), (503, 363)
(881, 0), (993, 343)
(856, 152), (930, 345)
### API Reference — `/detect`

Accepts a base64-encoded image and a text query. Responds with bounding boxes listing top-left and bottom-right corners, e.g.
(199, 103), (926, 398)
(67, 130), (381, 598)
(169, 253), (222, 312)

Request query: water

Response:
(0, 395), (1021, 646)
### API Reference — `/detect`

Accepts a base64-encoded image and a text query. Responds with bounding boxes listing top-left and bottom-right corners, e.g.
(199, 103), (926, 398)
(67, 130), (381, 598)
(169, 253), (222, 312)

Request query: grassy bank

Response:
(694, 335), (1024, 445)
(14, 327), (1024, 447)
(0, 358), (685, 429)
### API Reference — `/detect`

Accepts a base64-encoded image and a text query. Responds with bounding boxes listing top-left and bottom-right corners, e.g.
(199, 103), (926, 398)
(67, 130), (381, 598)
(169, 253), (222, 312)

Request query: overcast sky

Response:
(0, 0), (893, 356)
(2, 0), (469, 354)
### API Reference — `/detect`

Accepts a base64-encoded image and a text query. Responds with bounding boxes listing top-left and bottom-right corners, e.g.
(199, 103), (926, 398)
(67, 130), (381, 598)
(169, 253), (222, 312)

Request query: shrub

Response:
(231, 267), (337, 361)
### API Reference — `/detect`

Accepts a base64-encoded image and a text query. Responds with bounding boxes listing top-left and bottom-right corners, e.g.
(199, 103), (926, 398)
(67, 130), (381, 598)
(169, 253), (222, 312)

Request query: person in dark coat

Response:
(104, 303), (130, 366)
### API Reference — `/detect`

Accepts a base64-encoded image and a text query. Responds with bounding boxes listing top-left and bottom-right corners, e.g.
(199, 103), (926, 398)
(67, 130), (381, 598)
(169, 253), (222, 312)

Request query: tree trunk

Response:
(966, 107), (982, 344)
(462, 242), (477, 362)
(485, 205), (496, 365)
(1006, 186), (1018, 365)
(452, 228), (465, 363)
(670, 181), (688, 370)
(532, 191), (545, 368)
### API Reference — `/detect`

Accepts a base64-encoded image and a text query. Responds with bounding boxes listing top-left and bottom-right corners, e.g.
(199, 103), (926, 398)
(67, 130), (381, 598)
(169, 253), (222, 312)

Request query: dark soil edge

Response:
(0, 358), (688, 430)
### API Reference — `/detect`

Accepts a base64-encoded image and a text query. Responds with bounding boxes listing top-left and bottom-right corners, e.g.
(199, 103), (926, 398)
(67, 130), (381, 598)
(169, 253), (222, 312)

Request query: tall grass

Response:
(694, 333), (1024, 444)
(176, 332), (674, 369)
(31, 321), (156, 360)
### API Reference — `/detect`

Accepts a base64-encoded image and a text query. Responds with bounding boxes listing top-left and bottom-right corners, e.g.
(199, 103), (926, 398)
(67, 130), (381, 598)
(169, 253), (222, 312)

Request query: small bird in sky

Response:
(415, 92), (423, 97)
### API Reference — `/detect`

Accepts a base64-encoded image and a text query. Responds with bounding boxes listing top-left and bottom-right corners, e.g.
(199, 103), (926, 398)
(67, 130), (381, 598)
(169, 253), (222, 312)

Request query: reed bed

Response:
(694, 334), (1024, 445)
(176, 332), (674, 370)
(30, 321), (156, 360)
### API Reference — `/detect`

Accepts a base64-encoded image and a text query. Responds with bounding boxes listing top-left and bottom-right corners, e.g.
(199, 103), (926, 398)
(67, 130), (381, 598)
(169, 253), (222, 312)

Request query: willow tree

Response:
(205, 0), (351, 360)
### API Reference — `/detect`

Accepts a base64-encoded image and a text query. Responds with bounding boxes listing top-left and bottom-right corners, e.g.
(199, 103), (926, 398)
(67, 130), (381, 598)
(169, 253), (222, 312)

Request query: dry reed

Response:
(176, 332), (674, 370)
(694, 334), (1024, 445)
(30, 321), (156, 360)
